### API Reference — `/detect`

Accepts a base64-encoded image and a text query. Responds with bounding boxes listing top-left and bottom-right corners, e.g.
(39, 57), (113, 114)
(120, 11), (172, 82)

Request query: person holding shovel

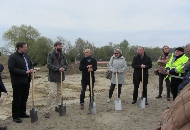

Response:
(107, 49), (127, 103)
(8, 42), (35, 123)
(45, 42), (67, 118)
(131, 46), (152, 105)
(79, 49), (97, 109)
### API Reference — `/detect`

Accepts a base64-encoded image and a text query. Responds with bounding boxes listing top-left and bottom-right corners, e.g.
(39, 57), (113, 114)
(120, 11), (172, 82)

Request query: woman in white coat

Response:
(107, 49), (127, 102)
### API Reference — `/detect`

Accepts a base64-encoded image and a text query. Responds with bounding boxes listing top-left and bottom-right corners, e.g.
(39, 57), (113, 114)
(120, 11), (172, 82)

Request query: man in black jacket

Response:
(79, 49), (97, 109)
(8, 42), (34, 123)
(131, 46), (152, 105)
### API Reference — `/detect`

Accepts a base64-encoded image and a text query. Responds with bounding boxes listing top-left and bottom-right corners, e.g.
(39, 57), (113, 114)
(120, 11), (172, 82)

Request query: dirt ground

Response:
(0, 57), (171, 130)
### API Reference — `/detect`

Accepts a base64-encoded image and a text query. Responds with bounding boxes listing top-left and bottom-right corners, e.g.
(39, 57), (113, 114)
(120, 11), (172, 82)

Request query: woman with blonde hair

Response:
(107, 49), (127, 102)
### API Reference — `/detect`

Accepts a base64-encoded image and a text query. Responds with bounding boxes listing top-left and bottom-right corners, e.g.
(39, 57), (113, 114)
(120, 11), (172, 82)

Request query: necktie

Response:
(23, 54), (29, 76)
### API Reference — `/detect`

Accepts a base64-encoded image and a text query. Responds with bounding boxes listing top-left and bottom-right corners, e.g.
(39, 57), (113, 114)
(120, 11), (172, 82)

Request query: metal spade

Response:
(138, 68), (146, 108)
(30, 71), (38, 123)
(114, 72), (122, 110)
(89, 71), (96, 114)
(59, 72), (66, 116)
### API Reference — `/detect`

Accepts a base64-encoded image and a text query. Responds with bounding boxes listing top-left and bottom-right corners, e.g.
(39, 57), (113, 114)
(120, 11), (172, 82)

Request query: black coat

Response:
(79, 57), (97, 85)
(8, 51), (33, 85)
(132, 53), (152, 85)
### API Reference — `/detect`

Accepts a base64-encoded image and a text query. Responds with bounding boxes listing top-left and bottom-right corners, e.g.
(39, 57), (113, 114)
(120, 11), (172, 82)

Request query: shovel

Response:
(114, 72), (122, 110)
(30, 71), (38, 123)
(89, 71), (96, 114)
(59, 72), (66, 116)
(138, 68), (146, 108)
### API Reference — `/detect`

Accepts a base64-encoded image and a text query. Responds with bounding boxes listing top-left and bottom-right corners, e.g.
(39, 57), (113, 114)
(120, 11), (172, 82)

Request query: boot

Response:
(155, 95), (162, 99)
(0, 125), (7, 130)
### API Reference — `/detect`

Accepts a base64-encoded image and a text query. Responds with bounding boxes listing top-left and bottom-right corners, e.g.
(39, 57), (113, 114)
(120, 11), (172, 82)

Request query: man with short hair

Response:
(178, 43), (190, 93)
(166, 47), (188, 100)
(131, 46), (152, 105)
(8, 42), (34, 123)
(45, 42), (67, 118)
(79, 49), (97, 109)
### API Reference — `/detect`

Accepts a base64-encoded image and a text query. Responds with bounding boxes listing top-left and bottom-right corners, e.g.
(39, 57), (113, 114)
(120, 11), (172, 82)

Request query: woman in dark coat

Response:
(131, 46), (152, 105)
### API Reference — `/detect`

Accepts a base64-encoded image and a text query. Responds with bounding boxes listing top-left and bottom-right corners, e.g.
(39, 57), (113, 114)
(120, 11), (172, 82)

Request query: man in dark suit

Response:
(131, 46), (152, 105)
(8, 42), (35, 123)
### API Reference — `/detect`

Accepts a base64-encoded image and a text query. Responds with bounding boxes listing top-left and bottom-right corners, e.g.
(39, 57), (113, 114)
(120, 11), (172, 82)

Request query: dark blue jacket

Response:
(178, 62), (190, 93)
(0, 63), (7, 97)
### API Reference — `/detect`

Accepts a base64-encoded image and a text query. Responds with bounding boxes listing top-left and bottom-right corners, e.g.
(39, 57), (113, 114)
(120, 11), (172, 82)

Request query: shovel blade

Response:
(89, 102), (96, 114)
(114, 99), (122, 110)
(59, 103), (66, 116)
(138, 97), (146, 108)
(30, 108), (38, 123)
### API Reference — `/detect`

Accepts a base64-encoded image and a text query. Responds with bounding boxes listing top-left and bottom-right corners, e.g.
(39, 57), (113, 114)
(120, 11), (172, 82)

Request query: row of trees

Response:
(1, 24), (174, 66)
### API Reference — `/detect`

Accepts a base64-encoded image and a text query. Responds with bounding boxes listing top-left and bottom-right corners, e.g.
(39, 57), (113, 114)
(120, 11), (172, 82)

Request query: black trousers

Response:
(133, 84), (147, 102)
(170, 78), (183, 101)
(80, 82), (94, 104)
(109, 83), (122, 98)
(158, 73), (170, 97)
(12, 83), (30, 119)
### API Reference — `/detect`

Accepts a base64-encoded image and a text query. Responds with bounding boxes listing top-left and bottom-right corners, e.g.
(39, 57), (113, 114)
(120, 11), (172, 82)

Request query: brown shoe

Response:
(155, 95), (162, 99)
(167, 97), (170, 101)
(55, 106), (59, 112)
(0, 125), (7, 130)
(44, 112), (50, 118)
(80, 104), (84, 109)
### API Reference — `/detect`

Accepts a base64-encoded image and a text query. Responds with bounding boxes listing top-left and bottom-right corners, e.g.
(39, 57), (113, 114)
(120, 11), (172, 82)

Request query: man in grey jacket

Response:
(44, 42), (67, 118)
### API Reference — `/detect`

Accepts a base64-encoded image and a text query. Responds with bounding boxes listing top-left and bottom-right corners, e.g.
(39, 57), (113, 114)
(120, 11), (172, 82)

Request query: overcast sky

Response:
(0, 0), (190, 48)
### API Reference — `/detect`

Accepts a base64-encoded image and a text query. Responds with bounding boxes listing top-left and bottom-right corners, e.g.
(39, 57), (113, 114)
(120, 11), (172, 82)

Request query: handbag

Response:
(105, 70), (112, 80)
(154, 69), (159, 75)
(105, 57), (114, 80)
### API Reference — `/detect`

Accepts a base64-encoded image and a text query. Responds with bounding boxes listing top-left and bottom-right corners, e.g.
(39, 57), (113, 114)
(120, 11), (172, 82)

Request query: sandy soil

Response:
(0, 65), (171, 130)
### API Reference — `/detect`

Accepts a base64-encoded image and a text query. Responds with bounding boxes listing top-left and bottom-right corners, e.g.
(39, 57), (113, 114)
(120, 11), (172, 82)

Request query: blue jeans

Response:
(80, 82), (94, 104)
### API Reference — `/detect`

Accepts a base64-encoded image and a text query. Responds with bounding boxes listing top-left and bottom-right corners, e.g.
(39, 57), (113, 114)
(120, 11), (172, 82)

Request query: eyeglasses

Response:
(84, 52), (88, 53)
(114, 53), (118, 54)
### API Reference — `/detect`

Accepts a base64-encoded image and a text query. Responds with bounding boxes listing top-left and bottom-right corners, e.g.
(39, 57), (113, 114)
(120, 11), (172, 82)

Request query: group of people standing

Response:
(155, 44), (190, 102)
(1, 41), (190, 128)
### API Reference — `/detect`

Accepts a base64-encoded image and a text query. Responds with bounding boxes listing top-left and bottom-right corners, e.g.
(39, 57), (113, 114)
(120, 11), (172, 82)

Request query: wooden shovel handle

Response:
(32, 71), (34, 107)
(90, 71), (93, 102)
(60, 72), (63, 98)
(141, 68), (143, 91)
(116, 72), (119, 99)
